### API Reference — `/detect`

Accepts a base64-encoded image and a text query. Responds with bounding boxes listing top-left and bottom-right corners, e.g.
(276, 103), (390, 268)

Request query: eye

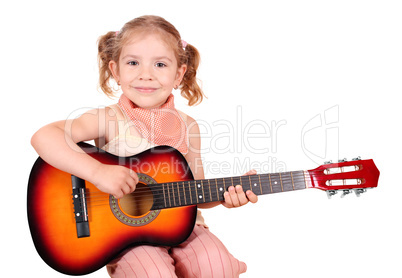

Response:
(127, 61), (139, 66)
(155, 62), (167, 68)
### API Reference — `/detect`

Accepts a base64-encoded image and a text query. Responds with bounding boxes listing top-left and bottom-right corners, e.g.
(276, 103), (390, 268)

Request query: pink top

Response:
(100, 104), (206, 227)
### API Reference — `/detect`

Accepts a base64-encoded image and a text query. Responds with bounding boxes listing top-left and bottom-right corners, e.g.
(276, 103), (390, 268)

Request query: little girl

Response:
(31, 15), (258, 278)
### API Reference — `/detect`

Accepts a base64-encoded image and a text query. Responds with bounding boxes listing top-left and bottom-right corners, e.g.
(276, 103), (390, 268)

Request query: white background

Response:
(1, 0), (401, 277)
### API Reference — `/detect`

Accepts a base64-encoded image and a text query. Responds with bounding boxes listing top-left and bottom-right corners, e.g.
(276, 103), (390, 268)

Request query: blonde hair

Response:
(97, 15), (204, 106)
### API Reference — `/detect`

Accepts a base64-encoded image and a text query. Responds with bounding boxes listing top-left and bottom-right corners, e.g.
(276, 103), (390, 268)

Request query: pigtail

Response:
(180, 43), (204, 106)
(97, 31), (119, 97)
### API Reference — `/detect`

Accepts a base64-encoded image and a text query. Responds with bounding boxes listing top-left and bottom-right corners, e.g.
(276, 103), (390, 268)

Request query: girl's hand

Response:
(92, 164), (139, 199)
(222, 169), (259, 208)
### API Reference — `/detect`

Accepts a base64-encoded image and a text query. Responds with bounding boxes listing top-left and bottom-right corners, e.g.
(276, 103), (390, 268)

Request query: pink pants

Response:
(107, 225), (247, 278)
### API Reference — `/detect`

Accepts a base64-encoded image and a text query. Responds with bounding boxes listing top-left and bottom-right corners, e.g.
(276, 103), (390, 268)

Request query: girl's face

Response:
(109, 33), (186, 109)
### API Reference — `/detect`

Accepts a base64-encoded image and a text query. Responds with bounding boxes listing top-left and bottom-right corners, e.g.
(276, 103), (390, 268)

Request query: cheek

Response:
(160, 73), (177, 86)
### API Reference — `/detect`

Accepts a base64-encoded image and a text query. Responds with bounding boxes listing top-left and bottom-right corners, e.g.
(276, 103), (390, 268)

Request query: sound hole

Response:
(119, 183), (153, 217)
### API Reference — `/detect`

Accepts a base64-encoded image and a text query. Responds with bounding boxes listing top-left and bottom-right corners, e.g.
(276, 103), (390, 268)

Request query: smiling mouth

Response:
(134, 87), (158, 93)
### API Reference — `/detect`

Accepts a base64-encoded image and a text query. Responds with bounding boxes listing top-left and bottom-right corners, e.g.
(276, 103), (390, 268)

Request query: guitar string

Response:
(74, 171), (357, 202)
(77, 176), (312, 208)
(82, 174), (308, 199)
(81, 175), (347, 203)
(82, 175), (306, 196)
(74, 174), (362, 211)
(82, 176), (352, 202)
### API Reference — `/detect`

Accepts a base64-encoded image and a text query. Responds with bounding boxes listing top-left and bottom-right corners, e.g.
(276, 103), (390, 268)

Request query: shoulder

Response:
(78, 105), (122, 143)
(177, 110), (200, 135)
(78, 106), (120, 127)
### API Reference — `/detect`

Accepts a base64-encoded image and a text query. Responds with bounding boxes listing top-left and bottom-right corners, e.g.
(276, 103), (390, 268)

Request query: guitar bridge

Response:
(71, 175), (90, 238)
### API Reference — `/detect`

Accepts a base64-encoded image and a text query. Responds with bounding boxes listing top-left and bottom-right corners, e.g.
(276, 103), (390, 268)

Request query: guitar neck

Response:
(151, 170), (310, 210)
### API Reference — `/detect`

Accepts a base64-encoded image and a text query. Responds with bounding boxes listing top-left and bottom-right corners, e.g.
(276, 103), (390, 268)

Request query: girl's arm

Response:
(31, 108), (138, 199)
(184, 116), (258, 209)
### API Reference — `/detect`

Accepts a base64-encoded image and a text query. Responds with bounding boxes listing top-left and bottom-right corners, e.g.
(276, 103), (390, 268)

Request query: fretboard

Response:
(151, 171), (309, 210)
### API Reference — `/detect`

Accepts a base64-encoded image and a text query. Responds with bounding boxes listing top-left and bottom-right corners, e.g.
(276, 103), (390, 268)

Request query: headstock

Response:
(307, 157), (380, 198)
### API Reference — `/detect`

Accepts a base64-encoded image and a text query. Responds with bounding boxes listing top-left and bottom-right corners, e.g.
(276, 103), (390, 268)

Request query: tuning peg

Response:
(338, 158), (347, 163)
(353, 188), (367, 197)
(326, 190), (338, 199)
(324, 160), (333, 165)
(340, 189), (352, 198)
(352, 156), (361, 161)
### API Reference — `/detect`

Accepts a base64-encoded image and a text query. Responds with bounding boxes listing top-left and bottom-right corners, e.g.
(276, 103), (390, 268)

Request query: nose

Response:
(138, 65), (153, 81)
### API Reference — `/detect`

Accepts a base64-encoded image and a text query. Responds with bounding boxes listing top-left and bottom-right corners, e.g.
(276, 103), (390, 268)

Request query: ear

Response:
(109, 60), (120, 83)
(176, 64), (187, 85)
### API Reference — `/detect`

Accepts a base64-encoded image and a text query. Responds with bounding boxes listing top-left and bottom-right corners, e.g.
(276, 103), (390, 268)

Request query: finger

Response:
(114, 190), (124, 199)
(246, 190), (258, 203)
(126, 171), (137, 193)
(228, 186), (241, 207)
(242, 169), (257, 176)
(223, 192), (233, 208)
(121, 183), (132, 196)
(235, 185), (249, 205)
(129, 169), (139, 184)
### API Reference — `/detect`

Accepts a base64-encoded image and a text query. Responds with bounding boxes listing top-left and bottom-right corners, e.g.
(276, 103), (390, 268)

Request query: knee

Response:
(195, 248), (247, 277)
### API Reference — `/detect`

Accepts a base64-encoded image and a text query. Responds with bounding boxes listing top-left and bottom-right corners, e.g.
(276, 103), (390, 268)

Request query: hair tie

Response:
(181, 40), (188, 50)
(115, 31), (119, 37)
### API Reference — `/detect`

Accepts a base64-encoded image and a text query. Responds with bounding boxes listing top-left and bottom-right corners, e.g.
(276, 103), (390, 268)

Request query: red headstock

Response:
(307, 158), (380, 198)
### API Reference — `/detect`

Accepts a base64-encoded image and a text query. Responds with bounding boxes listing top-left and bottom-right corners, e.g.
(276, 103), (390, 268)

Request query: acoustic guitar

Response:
(27, 142), (380, 275)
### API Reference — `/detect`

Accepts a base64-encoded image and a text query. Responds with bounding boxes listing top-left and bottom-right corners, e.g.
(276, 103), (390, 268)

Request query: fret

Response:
(223, 177), (232, 192)
(215, 179), (219, 200)
(169, 183), (175, 207)
(171, 183), (176, 207)
(259, 174), (271, 194)
(162, 183), (167, 208)
(167, 183), (172, 207)
(185, 181), (193, 205)
(270, 173), (282, 193)
(176, 182), (183, 206)
(202, 180), (211, 203)
(247, 175), (252, 193)
(291, 172), (295, 190)
(190, 181), (198, 204)
(253, 175), (262, 195)
(207, 180), (212, 201)
(281, 172), (294, 192)
(188, 181), (193, 204)
(295, 171), (308, 190)
(226, 177), (234, 189)
(194, 181), (198, 204)
(182, 182), (188, 206)
(216, 179), (225, 201)
(231, 176), (242, 191)
(201, 181), (206, 202)
(268, 174), (273, 193)
(209, 179), (219, 202)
